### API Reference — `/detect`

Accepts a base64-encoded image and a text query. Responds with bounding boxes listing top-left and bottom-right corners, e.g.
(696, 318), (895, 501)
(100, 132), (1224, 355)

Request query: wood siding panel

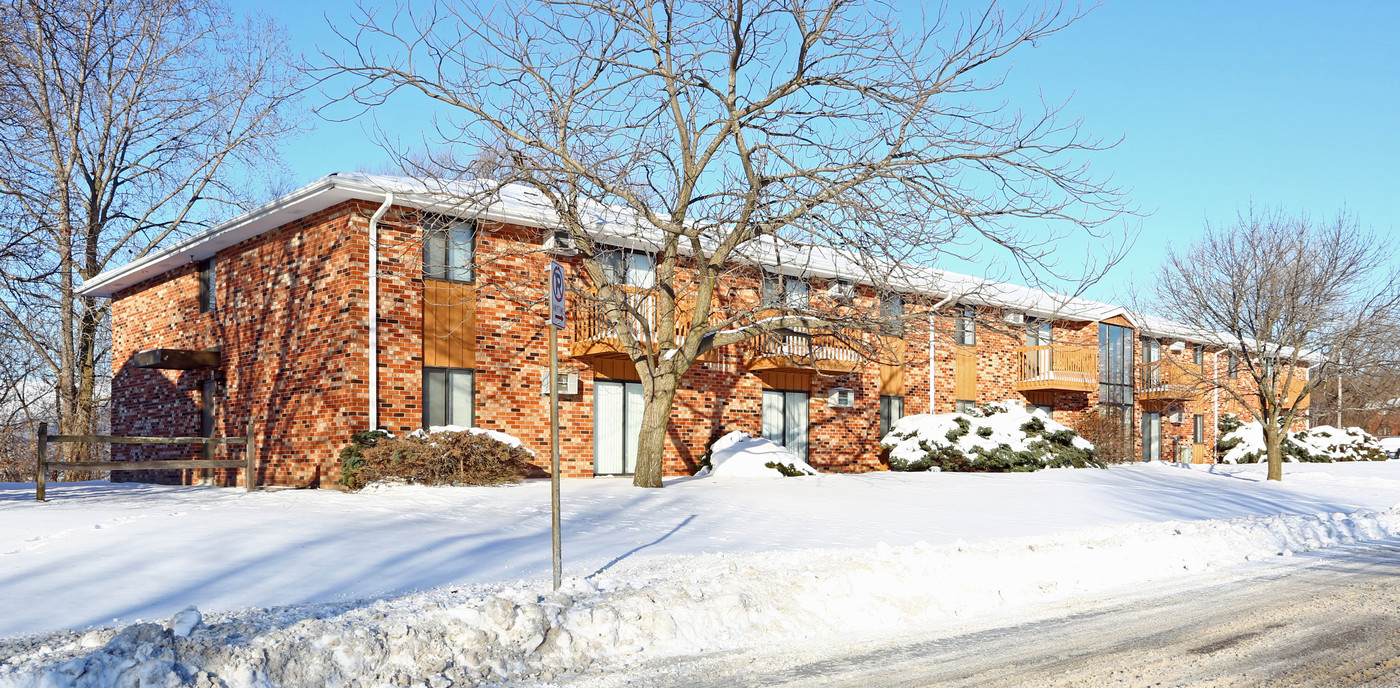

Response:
(423, 280), (476, 368)
(594, 358), (641, 381)
(756, 371), (811, 391)
(954, 345), (977, 400)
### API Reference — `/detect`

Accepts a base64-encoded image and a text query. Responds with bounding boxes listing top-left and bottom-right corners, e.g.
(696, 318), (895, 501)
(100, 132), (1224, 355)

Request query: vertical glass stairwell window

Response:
(1098, 322), (1134, 411)
(424, 217), (475, 283)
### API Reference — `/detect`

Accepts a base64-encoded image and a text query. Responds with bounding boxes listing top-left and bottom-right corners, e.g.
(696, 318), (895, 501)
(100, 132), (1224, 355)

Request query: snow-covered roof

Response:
(77, 172), (1311, 360)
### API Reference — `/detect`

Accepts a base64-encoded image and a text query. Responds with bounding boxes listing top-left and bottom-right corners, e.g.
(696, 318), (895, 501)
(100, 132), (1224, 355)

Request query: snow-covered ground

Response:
(5, 461), (1400, 686)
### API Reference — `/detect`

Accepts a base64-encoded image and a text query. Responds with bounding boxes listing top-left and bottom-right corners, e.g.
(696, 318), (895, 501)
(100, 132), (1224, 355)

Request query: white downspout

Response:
(928, 294), (958, 412)
(369, 193), (394, 431)
(1213, 349), (1222, 453)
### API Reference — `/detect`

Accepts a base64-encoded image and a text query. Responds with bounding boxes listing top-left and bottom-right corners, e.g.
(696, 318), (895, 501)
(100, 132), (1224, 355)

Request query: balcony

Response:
(1014, 345), (1098, 393)
(570, 289), (717, 361)
(1137, 360), (1202, 401)
(743, 330), (863, 375)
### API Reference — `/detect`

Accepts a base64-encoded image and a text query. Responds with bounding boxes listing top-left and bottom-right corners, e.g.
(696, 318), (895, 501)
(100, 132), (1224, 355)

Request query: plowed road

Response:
(570, 539), (1400, 688)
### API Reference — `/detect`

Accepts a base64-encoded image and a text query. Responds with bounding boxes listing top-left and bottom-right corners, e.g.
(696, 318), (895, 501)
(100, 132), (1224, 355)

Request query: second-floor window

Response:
(1228, 352), (1239, 379)
(198, 258), (216, 313)
(954, 305), (976, 346)
(424, 216), (475, 283)
(762, 274), (809, 309)
(1192, 344), (1204, 365)
(599, 250), (655, 289)
(882, 294), (904, 335)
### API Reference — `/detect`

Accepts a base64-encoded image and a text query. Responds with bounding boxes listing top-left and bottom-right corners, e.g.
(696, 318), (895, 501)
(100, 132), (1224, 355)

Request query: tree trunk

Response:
(1263, 420), (1284, 482)
(632, 374), (680, 488)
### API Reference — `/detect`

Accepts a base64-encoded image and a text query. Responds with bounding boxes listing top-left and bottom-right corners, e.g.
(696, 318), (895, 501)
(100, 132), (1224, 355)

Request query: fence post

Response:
(35, 422), (47, 502)
(245, 420), (256, 492)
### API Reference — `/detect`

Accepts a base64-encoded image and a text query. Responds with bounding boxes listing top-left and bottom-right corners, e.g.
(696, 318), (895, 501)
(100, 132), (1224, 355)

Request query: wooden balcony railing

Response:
(570, 289), (720, 360)
(1137, 360), (1203, 400)
(1014, 345), (1097, 393)
(743, 329), (863, 374)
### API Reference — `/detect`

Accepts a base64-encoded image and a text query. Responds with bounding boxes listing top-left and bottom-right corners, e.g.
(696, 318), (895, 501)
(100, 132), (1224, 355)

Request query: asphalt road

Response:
(568, 539), (1400, 688)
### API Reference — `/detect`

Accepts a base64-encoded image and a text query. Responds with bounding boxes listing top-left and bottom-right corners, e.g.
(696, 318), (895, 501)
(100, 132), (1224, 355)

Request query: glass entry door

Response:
(595, 381), (644, 475)
(762, 390), (809, 460)
(1141, 411), (1161, 462)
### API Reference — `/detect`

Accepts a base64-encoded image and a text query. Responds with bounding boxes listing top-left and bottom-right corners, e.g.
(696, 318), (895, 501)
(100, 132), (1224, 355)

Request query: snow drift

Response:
(881, 401), (1098, 472)
(7, 505), (1400, 688)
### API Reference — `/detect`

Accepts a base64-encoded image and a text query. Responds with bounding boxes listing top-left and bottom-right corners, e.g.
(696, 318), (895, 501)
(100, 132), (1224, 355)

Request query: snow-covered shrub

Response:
(340, 427), (533, 490)
(699, 431), (818, 478)
(1217, 413), (1387, 464)
(881, 402), (1101, 472)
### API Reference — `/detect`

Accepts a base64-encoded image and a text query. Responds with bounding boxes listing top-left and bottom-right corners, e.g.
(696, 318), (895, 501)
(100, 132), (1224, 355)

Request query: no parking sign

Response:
(549, 261), (567, 329)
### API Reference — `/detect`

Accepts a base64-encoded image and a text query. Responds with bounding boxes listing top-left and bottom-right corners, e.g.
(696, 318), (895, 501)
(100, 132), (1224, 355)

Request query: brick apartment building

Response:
(79, 173), (1311, 487)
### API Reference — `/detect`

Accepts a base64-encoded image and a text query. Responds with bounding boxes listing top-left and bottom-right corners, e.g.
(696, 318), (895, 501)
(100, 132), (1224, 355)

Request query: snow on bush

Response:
(881, 401), (1100, 472)
(1217, 414), (1387, 464)
(700, 431), (818, 478)
(9, 505), (1400, 687)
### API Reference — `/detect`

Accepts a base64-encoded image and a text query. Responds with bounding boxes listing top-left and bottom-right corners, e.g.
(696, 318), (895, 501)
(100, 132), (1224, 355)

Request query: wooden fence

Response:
(34, 420), (256, 501)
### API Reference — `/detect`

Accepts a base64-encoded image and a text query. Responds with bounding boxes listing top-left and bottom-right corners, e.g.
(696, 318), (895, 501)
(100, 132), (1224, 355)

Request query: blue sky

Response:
(244, 0), (1400, 304)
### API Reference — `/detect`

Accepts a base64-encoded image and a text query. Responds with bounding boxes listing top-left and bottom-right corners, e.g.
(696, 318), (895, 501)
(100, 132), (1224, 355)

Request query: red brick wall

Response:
(109, 195), (1314, 485)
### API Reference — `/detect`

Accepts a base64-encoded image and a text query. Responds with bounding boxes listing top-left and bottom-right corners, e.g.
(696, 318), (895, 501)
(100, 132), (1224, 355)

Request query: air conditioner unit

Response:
(542, 228), (578, 255)
(541, 371), (579, 395)
(827, 280), (854, 300)
(826, 387), (855, 408)
(1003, 312), (1026, 325)
(1169, 340), (1187, 353)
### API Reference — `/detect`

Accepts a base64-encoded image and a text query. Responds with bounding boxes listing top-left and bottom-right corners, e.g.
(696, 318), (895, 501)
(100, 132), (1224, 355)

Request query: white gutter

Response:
(368, 193), (394, 431)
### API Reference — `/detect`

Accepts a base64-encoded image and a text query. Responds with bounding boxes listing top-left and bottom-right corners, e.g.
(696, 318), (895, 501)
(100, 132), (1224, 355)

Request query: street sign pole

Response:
(549, 261), (567, 591)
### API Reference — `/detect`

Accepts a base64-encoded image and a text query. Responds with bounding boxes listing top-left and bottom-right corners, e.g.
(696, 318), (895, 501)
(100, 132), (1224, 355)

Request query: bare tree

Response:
(323, 0), (1131, 487)
(0, 0), (301, 463)
(1149, 209), (1400, 481)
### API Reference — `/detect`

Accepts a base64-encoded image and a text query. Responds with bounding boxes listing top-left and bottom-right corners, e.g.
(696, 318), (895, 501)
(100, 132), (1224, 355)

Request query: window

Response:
(1192, 344), (1204, 365)
(881, 294), (904, 335)
(762, 274), (809, 309)
(424, 216), (476, 283)
(1262, 357), (1276, 379)
(879, 395), (904, 437)
(1098, 322), (1134, 409)
(599, 250), (655, 289)
(762, 390), (809, 460)
(1025, 320), (1053, 347)
(423, 367), (474, 428)
(1030, 403), (1054, 418)
(1228, 352), (1239, 379)
(1141, 337), (1160, 363)
(955, 306), (976, 346)
(1193, 414), (1205, 444)
(955, 399), (977, 414)
(198, 259), (216, 312)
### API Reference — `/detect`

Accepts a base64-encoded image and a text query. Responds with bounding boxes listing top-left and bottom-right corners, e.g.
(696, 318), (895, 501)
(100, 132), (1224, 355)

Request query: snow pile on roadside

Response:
(6, 505), (1400, 688)
(407, 424), (536, 456)
(881, 401), (1096, 472)
(1220, 416), (1385, 463)
(701, 431), (817, 477)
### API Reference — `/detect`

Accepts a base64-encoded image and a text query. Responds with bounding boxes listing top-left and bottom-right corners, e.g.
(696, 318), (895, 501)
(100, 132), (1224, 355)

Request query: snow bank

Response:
(702, 431), (818, 478)
(881, 401), (1096, 472)
(1220, 416), (1385, 463)
(407, 425), (535, 457)
(7, 505), (1400, 687)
